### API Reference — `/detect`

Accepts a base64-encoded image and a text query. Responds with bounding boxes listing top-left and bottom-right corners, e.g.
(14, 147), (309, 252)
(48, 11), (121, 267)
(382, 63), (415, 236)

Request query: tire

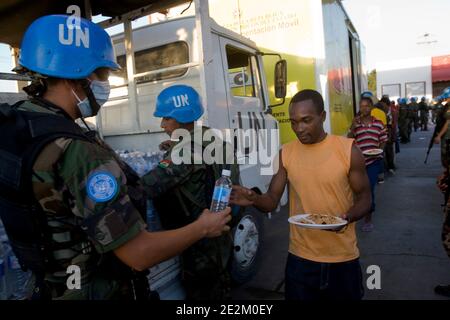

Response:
(230, 206), (264, 285)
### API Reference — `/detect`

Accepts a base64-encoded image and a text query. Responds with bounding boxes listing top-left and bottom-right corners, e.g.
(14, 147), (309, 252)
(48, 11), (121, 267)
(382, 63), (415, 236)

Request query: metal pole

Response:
(194, 0), (215, 126)
(84, 0), (92, 19)
(124, 19), (140, 131)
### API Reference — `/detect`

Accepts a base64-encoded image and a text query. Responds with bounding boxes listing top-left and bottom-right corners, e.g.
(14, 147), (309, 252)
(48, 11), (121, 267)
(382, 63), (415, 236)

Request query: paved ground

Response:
(232, 125), (450, 300)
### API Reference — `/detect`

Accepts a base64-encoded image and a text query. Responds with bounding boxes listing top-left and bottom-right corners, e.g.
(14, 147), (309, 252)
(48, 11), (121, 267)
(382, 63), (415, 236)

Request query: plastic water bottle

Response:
(0, 227), (31, 300)
(7, 253), (31, 300)
(210, 169), (232, 212)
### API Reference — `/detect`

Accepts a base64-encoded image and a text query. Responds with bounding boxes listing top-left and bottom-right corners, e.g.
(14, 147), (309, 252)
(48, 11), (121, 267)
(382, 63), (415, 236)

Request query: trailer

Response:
(208, 0), (368, 143)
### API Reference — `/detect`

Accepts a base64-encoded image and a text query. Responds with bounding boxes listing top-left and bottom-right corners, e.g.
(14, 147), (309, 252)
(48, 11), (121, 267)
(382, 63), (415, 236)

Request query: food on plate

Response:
(298, 214), (342, 225)
(362, 149), (383, 156)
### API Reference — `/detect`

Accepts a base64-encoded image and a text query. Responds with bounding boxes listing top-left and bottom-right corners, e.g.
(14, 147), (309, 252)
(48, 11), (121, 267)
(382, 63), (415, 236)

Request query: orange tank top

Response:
(282, 134), (359, 263)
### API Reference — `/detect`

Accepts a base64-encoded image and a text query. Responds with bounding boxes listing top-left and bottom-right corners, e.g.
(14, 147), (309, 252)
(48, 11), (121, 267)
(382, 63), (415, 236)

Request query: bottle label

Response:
(212, 186), (231, 204)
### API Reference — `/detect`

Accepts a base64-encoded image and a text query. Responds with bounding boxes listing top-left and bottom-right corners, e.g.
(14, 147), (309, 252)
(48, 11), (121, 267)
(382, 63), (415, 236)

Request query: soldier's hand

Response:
(159, 140), (175, 151)
(230, 185), (258, 206)
(434, 136), (441, 144)
(198, 207), (232, 238)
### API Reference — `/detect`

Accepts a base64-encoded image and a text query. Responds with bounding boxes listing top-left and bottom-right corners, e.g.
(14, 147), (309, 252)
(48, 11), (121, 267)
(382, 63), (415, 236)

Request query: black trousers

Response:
(285, 253), (364, 301)
(384, 142), (395, 170)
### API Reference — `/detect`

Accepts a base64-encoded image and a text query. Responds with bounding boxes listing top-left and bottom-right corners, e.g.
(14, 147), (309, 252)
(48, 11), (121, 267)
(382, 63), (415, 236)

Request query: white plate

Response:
(288, 214), (348, 230)
(362, 148), (383, 156)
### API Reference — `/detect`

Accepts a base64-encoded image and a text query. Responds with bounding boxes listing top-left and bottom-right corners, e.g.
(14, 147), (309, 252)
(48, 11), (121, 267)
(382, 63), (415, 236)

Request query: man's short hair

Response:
(290, 89), (324, 114)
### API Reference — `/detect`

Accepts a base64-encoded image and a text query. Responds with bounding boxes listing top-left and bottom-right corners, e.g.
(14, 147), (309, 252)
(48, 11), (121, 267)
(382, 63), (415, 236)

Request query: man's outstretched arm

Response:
(230, 153), (287, 213)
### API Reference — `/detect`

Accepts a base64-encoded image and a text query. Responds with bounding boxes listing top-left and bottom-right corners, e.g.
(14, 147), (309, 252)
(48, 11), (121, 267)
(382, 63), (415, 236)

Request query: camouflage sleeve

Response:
(141, 154), (199, 198)
(57, 139), (146, 254)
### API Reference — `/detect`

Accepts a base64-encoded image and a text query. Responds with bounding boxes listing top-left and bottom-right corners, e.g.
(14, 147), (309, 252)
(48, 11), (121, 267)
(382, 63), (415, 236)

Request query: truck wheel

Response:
(230, 206), (264, 285)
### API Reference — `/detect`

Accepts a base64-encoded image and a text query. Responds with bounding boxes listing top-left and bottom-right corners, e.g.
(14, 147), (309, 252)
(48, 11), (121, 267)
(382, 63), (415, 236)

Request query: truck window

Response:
(226, 45), (259, 98)
(113, 41), (189, 85)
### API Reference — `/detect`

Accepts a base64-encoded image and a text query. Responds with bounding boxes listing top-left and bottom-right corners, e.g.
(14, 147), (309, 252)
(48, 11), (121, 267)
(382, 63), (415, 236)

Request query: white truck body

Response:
(101, 16), (281, 196)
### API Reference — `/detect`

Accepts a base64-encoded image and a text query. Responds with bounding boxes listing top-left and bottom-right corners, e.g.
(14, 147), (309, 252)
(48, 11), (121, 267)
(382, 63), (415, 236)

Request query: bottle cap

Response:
(222, 169), (231, 177)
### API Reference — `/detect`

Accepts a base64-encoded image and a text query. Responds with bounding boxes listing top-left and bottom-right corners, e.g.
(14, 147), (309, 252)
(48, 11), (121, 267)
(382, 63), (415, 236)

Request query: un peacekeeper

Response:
(434, 206), (450, 297)
(0, 15), (231, 300)
(435, 122), (450, 298)
(398, 98), (410, 143)
(432, 97), (444, 124)
(434, 90), (450, 168)
(141, 85), (239, 300)
(406, 99), (416, 140)
(418, 96), (429, 131)
(409, 97), (420, 132)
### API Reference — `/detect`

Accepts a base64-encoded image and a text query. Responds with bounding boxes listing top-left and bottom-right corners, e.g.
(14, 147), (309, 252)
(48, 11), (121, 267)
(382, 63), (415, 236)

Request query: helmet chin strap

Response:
(77, 79), (100, 137)
(79, 78), (101, 116)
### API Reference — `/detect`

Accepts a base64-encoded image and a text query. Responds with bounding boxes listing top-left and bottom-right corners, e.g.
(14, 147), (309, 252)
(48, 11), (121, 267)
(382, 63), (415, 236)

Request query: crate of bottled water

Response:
(116, 150), (164, 177)
(0, 220), (31, 300)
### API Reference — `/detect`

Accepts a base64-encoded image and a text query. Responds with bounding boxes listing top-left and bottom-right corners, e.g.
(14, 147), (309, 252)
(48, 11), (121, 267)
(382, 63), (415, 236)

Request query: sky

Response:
(342, 0), (450, 71)
(1, 0), (449, 92)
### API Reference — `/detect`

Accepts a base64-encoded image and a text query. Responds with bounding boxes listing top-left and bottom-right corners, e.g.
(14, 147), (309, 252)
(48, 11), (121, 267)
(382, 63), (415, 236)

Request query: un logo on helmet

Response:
(58, 5), (90, 48)
(172, 94), (190, 108)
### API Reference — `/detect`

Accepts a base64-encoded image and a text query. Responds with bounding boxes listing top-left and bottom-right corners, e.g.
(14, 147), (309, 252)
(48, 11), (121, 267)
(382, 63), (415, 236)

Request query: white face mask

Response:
(72, 80), (111, 118)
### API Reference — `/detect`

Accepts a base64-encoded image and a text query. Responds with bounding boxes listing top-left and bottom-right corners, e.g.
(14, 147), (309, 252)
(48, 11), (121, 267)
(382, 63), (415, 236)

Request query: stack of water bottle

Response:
(116, 150), (164, 178)
(0, 220), (32, 300)
(116, 149), (165, 232)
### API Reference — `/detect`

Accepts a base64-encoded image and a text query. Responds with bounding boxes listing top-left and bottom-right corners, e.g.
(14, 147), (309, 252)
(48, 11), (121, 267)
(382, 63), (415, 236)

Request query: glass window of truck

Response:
(113, 41), (189, 85)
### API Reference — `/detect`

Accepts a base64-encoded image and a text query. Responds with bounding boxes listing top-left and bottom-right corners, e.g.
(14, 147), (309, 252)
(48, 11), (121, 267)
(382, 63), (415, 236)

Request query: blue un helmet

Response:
(410, 97), (417, 103)
(442, 87), (450, 100)
(361, 91), (373, 98)
(360, 91), (374, 103)
(17, 14), (120, 79)
(400, 98), (407, 105)
(154, 85), (204, 123)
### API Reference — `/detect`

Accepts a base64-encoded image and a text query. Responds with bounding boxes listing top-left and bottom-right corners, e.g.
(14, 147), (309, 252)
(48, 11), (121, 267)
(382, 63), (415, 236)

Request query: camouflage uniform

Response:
(409, 102), (420, 132)
(418, 101), (429, 131)
(142, 126), (238, 300)
(21, 100), (147, 299)
(439, 106), (450, 167)
(443, 206), (450, 258)
(406, 105), (415, 140)
(398, 104), (410, 143)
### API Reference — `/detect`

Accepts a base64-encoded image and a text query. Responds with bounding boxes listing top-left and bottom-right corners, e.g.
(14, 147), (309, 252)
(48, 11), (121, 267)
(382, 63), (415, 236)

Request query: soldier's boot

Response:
(434, 284), (450, 297)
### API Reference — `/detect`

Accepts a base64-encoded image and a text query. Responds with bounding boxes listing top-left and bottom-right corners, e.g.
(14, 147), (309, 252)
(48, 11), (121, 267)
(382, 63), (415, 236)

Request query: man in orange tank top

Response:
(231, 89), (372, 300)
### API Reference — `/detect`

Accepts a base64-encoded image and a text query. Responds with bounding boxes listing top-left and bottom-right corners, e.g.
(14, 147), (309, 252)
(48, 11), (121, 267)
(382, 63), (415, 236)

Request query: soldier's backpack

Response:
(0, 100), (91, 298)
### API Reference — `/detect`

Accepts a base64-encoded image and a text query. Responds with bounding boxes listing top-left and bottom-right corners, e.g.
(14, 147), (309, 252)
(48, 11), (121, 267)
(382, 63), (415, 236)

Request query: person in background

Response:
(409, 97), (420, 132)
(379, 97), (395, 174)
(349, 96), (388, 232)
(391, 100), (400, 154)
(418, 97), (429, 131)
(398, 98), (410, 144)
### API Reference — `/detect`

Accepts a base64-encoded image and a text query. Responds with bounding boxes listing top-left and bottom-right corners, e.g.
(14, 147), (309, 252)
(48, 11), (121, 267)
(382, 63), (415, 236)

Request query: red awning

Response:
(432, 55), (450, 83)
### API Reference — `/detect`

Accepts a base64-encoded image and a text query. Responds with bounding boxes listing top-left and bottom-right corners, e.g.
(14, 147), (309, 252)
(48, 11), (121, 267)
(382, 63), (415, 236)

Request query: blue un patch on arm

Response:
(87, 172), (118, 203)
